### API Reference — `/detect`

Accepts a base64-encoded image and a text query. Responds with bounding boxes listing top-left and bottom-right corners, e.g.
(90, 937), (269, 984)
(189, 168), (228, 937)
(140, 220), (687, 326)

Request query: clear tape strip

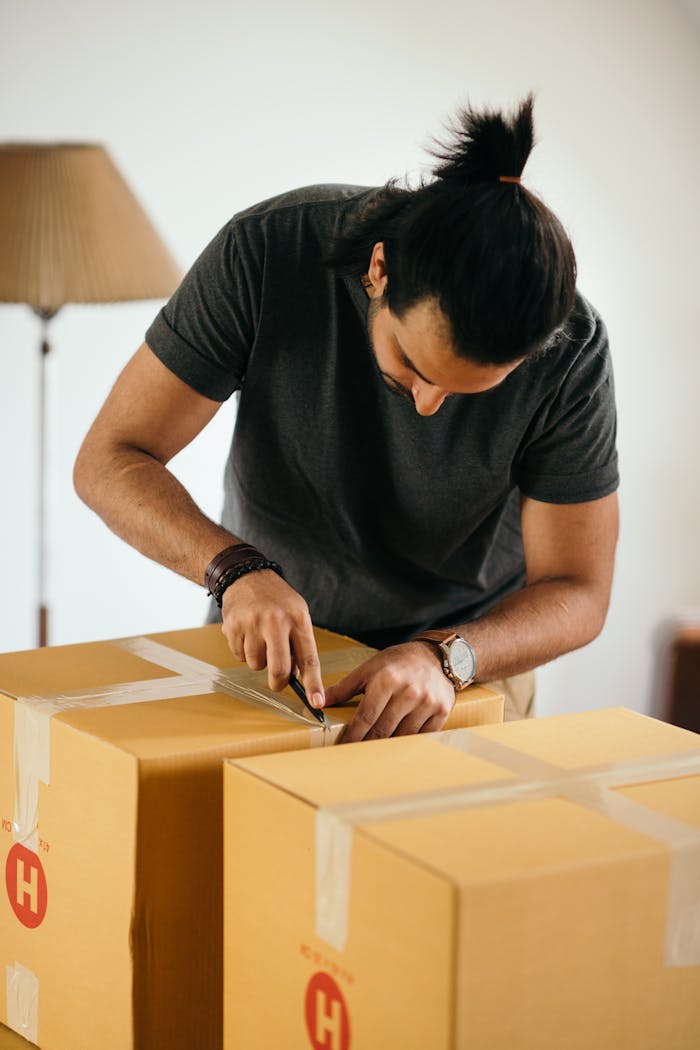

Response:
(115, 636), (228, 676)
(13, 704), (51, 854)
(115, 635), (374, 681)
(316, 811), (353, 951)
(15, 676), (217, 715)
(315, 729), (700, 965)
(10, 640), (368, 847)
(5, 962), (38, 1044)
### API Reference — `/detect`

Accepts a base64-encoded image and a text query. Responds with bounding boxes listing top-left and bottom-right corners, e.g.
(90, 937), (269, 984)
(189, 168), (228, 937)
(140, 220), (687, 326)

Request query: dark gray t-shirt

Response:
(145, 184), (619, 648)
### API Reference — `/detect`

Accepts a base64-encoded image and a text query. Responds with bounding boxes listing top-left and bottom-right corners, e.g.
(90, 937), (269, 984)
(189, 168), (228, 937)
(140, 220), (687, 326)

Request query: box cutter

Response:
(288, 673), (331, 730)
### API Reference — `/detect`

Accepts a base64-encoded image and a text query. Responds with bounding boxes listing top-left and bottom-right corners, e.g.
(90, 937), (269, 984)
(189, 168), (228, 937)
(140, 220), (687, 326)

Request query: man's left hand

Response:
(322, 642), (456, 743)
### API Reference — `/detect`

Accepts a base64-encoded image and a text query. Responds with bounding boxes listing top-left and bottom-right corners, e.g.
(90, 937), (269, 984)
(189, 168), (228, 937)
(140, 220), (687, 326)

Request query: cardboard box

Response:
(0, 1020), (29, 1049)
(0, 624), (502, 1049)
(223, 707), (700, 1049)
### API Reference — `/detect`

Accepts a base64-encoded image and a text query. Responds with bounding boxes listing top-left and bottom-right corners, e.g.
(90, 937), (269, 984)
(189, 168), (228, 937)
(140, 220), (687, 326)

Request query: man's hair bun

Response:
(430, 93), (535, 185)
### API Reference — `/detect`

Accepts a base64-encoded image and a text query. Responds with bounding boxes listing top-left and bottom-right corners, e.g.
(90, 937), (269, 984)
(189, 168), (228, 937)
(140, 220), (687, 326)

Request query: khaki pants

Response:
(484, 670), (536, 722)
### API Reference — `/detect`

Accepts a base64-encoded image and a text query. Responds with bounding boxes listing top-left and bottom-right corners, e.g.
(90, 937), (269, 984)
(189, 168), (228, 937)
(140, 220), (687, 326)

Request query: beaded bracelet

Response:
(212, 558), (285, 608)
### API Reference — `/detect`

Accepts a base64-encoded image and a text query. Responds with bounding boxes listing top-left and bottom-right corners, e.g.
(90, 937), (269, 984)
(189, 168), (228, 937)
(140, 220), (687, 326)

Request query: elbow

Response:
(74, 436), (155, 512)
(73, 443), (92, 506)
(577, 586), (612, 648)
(583, 610), (608, 647)
(73, 436), (104, 509)
(550, 575), (612, 650)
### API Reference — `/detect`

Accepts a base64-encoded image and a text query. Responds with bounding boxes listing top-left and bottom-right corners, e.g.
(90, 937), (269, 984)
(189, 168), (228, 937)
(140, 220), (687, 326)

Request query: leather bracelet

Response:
(204, 543), (264, 597)
(212, 558), (284, 608)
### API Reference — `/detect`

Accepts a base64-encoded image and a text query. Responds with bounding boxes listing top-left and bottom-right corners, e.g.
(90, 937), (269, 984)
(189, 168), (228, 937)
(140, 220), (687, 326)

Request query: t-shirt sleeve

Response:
(144, 218), (259, 401)
(517, 309), (619, 504)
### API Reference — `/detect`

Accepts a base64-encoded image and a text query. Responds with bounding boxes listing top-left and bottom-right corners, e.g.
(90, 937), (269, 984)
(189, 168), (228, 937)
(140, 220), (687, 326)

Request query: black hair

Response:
(326, 94), (577, 365)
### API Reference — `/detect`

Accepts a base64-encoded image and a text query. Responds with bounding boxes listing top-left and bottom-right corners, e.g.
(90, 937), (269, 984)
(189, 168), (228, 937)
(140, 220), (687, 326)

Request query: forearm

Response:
(452, 577), (610, 682)
(74, 444), (240, 586)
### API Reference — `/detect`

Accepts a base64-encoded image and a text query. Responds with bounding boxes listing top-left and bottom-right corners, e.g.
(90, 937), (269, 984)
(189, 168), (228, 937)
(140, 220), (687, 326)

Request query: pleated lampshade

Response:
(0, 142), (182, 311)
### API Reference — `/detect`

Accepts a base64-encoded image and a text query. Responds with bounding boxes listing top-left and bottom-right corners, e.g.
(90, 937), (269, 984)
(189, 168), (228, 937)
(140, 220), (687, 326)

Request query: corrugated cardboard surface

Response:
(1, 624), (503, 1049)
(224, 707), (700, 1049)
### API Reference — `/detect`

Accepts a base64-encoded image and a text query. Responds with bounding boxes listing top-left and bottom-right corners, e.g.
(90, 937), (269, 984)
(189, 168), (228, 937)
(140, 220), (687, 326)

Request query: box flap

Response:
(0, 625), (373, 760)
(229, 707), (700, 884)
(228, 728), (517, 806)
(468, 705), (700, 767)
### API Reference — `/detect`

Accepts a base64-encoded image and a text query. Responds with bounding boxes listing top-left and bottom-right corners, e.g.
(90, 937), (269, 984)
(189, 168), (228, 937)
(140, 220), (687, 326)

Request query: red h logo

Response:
(304, 972), (350, 1050)
(5, 843), (48, 928)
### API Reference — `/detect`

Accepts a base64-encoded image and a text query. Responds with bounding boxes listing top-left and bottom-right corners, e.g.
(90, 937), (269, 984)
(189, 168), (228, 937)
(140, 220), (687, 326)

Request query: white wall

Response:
(1, 0), (698, 718)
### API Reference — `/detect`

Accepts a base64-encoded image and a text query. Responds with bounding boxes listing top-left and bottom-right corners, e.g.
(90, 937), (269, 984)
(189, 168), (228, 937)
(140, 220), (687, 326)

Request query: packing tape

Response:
(5, 962), (38, 1044)
(315, 727), (700, 965)
(9, 638), (372, 848)
(316, 811), (353, 950)
(115, 636), (371, 680)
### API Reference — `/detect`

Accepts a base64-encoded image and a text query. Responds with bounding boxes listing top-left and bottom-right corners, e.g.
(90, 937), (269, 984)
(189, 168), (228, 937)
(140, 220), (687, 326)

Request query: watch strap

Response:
(413, 630), (458, 646)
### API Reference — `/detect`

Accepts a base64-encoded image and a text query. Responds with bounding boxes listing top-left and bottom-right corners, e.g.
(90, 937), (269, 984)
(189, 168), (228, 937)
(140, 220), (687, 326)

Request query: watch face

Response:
(449, 637), (476, 683)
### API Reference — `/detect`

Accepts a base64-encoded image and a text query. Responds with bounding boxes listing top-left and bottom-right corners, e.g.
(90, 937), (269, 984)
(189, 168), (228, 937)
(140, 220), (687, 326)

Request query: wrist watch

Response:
(413, 630), (477, 692)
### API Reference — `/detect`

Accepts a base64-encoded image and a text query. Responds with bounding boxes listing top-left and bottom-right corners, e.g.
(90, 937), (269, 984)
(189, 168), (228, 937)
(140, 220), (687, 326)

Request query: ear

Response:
(366, 242), (388, 297)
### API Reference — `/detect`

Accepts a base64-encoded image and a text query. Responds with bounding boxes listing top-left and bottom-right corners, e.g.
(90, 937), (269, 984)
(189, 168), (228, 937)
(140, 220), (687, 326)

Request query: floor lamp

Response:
(0, 143), (182, 647)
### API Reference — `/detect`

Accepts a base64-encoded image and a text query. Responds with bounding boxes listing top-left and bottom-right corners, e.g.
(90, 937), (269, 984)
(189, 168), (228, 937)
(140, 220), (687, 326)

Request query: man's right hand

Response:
(221, 569), (325, 706)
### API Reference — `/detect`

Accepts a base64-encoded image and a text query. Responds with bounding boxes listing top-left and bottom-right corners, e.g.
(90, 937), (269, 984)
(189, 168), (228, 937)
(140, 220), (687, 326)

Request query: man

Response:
(74, 97), (619, 740)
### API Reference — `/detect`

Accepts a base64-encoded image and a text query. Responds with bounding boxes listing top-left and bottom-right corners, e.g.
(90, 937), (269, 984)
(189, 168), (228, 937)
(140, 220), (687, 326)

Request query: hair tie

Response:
(498, 175), (521, 184)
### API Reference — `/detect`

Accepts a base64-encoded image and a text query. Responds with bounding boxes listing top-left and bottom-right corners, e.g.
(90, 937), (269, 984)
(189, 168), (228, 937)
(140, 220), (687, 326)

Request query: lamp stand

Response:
(33, 307), (58, 647)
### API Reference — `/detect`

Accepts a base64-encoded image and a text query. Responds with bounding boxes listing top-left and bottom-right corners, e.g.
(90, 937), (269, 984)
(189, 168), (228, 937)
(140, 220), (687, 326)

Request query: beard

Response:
(365, 295), (415, 404)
